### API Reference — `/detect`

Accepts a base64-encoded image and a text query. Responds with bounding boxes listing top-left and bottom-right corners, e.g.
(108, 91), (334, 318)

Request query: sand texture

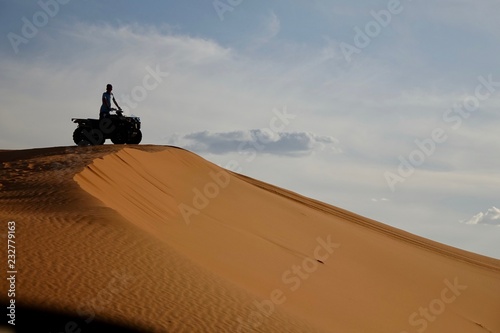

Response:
(1, 145), (499, 332)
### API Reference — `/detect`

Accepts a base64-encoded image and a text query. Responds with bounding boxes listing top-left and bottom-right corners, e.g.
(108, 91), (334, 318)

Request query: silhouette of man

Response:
(100, 84), (122, 118)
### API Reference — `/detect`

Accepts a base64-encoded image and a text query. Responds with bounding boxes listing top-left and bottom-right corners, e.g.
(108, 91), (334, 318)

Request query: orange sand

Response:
(1, 145), (499, 332)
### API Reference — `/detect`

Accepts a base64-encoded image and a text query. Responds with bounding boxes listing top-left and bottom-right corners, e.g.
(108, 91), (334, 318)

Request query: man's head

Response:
(106, 84), (113, 92)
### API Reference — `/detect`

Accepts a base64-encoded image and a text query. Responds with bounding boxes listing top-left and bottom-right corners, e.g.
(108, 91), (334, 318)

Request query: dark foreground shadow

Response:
(4, 305), (149, 333)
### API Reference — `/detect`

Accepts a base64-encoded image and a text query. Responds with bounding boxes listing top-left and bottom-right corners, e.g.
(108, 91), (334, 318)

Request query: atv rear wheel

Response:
(127, 130), (142, 144)
(73, 127), (105, 145)
(73, 127), (84, 145)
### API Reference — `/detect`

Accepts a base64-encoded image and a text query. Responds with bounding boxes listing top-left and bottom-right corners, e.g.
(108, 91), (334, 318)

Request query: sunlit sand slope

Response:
(1, 145), (499, 332)
(0, 146), (317, 332)
(73, 146), (500, 333)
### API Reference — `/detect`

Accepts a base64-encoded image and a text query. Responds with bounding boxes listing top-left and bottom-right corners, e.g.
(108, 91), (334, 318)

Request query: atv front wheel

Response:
(111, 130), (127, 144)
(127, 130), (142, 144)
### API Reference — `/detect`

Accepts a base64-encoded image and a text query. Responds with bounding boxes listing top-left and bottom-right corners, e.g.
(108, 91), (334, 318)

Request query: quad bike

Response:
(71, 109), (142, 146)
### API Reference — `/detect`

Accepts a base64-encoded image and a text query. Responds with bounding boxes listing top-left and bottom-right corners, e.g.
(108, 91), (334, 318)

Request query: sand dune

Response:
(1, 145), (499, 332)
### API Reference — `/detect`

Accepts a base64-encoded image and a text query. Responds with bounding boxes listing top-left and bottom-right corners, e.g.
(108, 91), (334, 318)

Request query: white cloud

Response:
(462, 207), (500, 226)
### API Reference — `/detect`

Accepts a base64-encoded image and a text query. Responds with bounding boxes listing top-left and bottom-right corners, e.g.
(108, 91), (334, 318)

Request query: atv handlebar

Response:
(109, 108), (123, 116)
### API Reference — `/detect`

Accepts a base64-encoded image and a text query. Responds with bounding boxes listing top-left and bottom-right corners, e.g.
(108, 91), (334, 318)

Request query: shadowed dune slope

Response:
(1, 145), (499, 332)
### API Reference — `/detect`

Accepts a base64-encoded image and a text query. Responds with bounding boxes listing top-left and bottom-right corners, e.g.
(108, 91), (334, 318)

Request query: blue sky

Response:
(1, 0), (499, 258)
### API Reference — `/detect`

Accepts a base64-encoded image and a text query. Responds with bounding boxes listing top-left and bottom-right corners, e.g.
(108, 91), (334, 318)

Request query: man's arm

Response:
(112, 96), (122, 110)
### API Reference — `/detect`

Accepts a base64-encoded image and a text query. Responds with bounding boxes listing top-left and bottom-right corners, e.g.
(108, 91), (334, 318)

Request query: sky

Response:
(0, 0), (499, 258)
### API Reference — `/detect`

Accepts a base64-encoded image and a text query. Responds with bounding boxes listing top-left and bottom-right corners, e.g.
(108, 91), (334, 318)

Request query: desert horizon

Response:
(1, 144), (499, 332)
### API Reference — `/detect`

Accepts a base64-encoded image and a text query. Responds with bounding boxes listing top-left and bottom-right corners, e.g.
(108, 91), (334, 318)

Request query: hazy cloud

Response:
(166, 130), (341, 156)
(251, 11), (281, 49)
(371, 198), (389, 203)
